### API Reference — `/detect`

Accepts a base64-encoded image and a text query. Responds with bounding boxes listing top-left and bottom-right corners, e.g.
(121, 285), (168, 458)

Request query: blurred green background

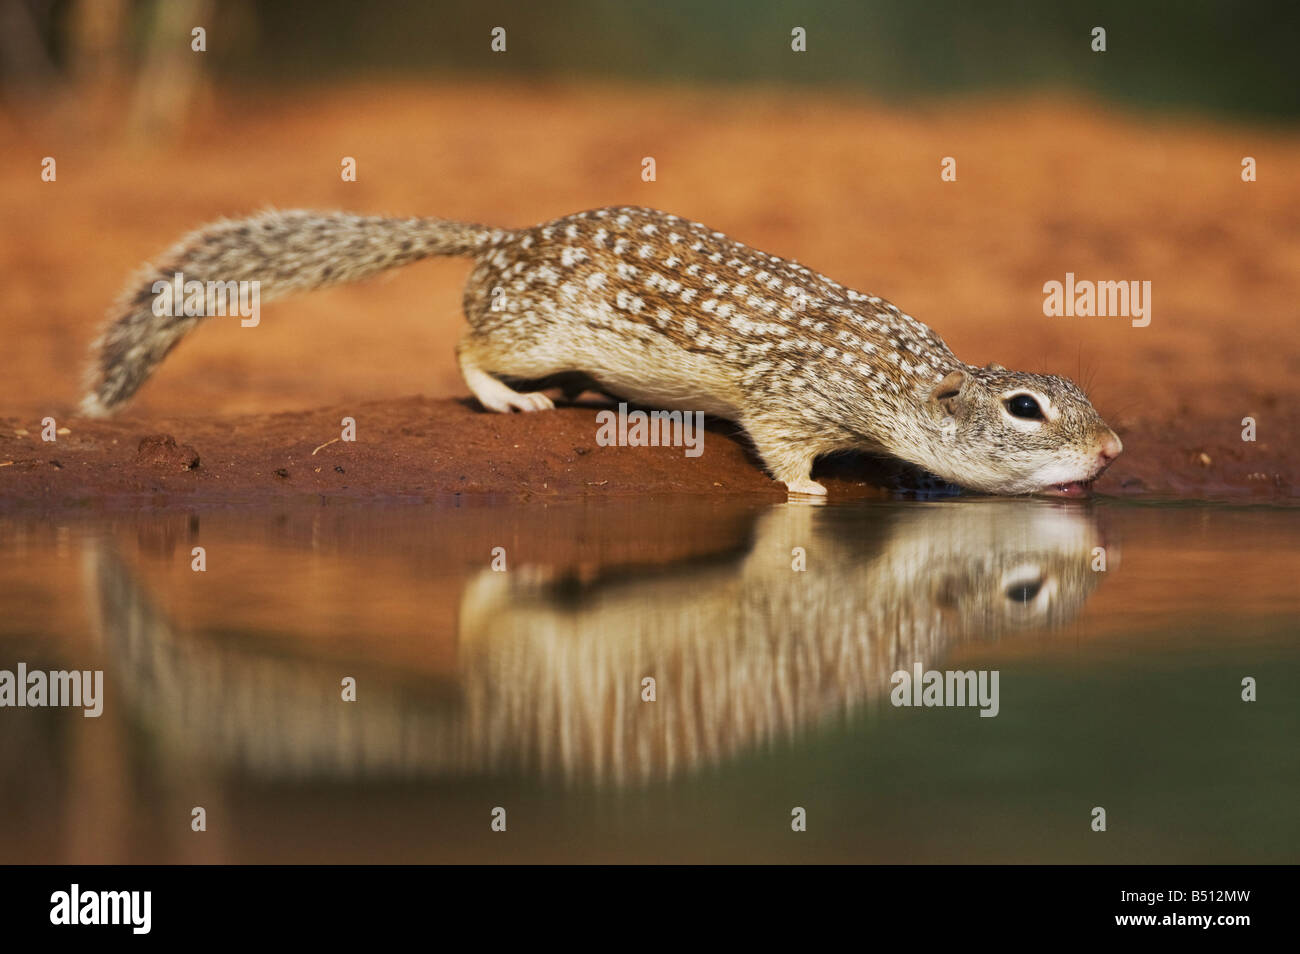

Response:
(11, 0), (1300, 119)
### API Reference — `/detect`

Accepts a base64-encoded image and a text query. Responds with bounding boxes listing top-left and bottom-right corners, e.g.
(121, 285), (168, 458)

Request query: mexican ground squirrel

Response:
(81, 206), (1122, 496)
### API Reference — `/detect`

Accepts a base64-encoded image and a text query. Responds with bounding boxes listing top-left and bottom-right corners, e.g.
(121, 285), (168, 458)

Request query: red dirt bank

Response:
(0, 396), (1292, 511)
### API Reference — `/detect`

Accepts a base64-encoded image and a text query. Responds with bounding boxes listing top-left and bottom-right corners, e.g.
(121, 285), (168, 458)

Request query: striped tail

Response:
(81, 209), (497, 416)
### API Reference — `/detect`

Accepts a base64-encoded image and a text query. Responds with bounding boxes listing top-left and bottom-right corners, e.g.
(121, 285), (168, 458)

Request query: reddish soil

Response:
(0, 394), (1291, 508)
(1, 82), (1297, 507)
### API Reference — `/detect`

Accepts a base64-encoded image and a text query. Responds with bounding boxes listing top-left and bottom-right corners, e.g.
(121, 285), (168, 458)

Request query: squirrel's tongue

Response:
(1043, 480), (1093, 498)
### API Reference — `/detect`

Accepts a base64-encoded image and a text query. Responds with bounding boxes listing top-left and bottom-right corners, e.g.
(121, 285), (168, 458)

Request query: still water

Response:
(0, 497), (1295, 863)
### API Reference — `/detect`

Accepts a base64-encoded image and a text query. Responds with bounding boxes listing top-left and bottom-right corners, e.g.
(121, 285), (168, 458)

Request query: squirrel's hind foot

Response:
(463, 366), (555, 414)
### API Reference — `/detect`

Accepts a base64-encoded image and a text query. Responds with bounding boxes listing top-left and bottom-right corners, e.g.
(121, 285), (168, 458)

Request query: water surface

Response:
(0, 497), (1295, 863)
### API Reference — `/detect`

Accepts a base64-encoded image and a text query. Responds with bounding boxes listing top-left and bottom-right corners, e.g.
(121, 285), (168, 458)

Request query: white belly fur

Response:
(580, 340), (742, 419)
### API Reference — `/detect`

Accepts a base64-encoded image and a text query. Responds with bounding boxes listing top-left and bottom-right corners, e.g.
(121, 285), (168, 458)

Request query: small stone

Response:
(135, 435), (200, 471)
(1197, 452), (1212, 467)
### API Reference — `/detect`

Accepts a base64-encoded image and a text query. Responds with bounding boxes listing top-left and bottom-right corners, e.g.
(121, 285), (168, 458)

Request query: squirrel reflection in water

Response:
(86, 500), (1109, 786)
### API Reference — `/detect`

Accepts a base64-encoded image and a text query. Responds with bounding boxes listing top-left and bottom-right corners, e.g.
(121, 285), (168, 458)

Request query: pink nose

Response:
(1097, 430), (1123, 463)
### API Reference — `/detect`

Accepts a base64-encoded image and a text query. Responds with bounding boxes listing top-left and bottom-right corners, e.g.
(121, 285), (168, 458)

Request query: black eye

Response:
(1005, 580), (1042, 603)
(1006, 394), (1045, 420)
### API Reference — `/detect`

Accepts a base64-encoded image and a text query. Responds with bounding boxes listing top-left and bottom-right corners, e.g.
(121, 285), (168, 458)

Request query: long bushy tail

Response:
(80, 209), (499, 416)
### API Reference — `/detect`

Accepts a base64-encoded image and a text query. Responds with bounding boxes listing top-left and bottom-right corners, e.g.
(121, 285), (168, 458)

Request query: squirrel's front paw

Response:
(784, 477), (827, 498)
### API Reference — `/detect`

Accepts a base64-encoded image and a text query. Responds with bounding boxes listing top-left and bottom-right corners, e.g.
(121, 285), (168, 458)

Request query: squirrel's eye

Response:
(1005, 394), (1045, 420)
(1005, 580), (1043, 603)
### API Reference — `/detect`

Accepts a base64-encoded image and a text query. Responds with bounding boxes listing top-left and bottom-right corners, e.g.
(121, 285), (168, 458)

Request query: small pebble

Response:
(135, 434), (200, 471)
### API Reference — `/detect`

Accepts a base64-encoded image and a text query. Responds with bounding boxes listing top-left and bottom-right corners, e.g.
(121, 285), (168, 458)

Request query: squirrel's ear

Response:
(930, 369), (968, 415)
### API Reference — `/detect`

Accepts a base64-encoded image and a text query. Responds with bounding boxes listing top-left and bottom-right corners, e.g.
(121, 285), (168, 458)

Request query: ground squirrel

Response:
(81, 206), (1122, 496)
